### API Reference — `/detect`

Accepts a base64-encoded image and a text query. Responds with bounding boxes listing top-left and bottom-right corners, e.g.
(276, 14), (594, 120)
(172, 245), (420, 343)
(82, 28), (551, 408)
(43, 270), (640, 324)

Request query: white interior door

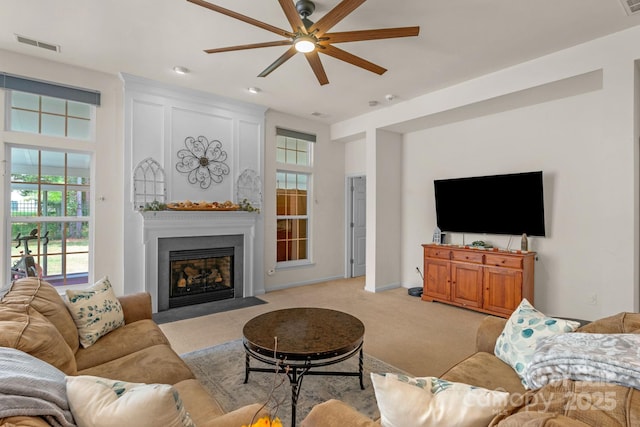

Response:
(351, 176), (366, 277)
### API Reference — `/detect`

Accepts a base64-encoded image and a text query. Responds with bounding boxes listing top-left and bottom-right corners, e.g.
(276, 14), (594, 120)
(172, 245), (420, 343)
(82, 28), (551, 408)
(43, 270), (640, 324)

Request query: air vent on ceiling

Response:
(15, 34), (60, 52)
(620, 0), (640, 15)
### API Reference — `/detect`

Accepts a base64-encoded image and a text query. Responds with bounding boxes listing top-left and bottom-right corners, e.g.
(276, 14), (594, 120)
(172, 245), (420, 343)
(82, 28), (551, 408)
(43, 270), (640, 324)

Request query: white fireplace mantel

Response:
(141, 210), (259, 312)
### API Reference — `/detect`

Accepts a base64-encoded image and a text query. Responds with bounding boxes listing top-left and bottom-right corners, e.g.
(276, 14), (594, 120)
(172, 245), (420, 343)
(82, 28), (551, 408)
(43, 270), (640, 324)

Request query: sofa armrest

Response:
(476, 316), (507, 354)
(118, 292), (152, 324)
(300, 400), (380, 427)
(197, 403), (268, 427)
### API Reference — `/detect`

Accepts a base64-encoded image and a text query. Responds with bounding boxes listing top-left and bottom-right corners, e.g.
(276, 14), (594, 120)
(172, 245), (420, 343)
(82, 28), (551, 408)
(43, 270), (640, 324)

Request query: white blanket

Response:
(0, 347), (76, 427)
(525, 333), (640, 390)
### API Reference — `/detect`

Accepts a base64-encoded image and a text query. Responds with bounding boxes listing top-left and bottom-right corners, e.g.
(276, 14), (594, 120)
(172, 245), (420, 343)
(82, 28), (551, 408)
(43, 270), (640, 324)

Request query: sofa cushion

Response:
(65, 276), (125, 348)
(0, 303), (77, 375)
(75, 318), (170, 370)
(494, 299), (580, 388)
(66, 375), (196, 427)
(0, 347), (75, 427)
(77, 344), (195, 386)
(577, 312), (640, 334)
(1, 277), (79, 353)
(489, 380), (640, 426)
(441, 351), (526, 395)
(371, 373), (509, 427)
(172, 379), (225, 423)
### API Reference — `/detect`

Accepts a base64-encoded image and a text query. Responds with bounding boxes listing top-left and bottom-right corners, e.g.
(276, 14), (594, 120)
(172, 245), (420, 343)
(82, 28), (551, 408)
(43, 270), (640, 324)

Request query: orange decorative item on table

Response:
(242, 416), (283, 427)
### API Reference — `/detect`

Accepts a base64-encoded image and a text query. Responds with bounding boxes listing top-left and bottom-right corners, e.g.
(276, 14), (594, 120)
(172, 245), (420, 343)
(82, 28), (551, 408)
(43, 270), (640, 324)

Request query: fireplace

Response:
(169, 247), (234, 308)
(157, 234), (244, 311)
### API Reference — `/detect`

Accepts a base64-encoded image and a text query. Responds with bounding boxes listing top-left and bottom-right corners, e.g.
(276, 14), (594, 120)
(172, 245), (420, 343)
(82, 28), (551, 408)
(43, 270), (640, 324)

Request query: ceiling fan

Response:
(186, 0), (420, 85)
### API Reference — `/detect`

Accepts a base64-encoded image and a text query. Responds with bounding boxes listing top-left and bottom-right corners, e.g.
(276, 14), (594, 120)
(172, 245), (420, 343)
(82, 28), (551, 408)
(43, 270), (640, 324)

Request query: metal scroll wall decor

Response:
(175, 136), (230, 189)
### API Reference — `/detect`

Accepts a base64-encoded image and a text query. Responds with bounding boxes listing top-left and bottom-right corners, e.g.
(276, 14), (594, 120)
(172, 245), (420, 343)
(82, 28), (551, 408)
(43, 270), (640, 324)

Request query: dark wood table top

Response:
(242, 307), (365, 361)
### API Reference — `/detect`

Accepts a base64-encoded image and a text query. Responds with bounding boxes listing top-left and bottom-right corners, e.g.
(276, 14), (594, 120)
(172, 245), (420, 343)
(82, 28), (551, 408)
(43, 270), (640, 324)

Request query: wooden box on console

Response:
(421, 244), (535, 318)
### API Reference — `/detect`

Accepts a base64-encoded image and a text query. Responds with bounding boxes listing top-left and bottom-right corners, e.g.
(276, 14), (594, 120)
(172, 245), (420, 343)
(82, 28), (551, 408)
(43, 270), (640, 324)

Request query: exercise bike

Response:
(11, 228), (49, 280)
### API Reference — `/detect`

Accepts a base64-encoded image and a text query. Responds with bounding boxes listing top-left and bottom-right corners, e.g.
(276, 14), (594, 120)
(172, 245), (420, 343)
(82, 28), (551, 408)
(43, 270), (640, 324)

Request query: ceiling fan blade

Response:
(205, 40), (292, 54)
(323, 26), (420, 44)
(309, 0), (366, 37)
(320, 44), (387, 75)
(305, 51), (329, 85)
(258, 46), (298, 78)
(187, 0), (294, 38)
(278, 0), (307, 33)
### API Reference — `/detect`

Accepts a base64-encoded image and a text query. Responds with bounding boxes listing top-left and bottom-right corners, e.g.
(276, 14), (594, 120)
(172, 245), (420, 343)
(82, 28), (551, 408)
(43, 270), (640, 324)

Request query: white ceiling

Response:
(2, 0), (640, 124)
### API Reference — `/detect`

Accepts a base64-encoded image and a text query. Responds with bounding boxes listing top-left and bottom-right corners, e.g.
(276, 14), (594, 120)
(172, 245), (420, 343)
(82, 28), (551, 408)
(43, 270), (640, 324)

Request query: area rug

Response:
(181, 339), (408, 426)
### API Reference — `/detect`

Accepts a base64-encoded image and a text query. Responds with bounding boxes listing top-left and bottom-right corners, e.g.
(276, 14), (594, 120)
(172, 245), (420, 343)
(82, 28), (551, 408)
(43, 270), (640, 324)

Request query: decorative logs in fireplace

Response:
(169, 247), (234, 308)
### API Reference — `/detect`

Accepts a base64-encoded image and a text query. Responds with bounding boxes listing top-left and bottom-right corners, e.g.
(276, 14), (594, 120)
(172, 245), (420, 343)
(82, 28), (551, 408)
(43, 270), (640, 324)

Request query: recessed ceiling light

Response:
(247, 87), (261, 94)
(173, 66), (190, 75)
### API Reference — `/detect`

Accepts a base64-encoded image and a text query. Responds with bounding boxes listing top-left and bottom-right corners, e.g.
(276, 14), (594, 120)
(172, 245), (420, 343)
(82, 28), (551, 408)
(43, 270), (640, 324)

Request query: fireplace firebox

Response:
(169, 247), (234, 308)
(157, 234), (244, 312)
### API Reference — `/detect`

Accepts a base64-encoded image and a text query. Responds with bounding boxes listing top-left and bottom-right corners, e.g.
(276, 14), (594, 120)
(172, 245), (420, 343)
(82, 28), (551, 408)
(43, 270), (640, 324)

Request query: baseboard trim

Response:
(265, 275), (345, 292)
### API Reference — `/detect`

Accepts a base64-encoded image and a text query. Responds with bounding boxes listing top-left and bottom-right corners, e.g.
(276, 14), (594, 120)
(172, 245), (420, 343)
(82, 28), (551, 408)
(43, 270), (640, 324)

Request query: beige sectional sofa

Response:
(302, 313), (640, 426)
(0, 277), (264, 427)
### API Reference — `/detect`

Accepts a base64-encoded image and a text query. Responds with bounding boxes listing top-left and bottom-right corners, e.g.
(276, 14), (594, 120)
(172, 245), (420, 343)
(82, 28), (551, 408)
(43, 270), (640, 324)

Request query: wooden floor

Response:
(159, 277), (487, 376)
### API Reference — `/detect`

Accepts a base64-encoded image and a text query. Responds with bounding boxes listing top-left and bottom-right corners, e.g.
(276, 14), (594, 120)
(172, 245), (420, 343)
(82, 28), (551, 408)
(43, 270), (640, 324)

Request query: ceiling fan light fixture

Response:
(294, 35), (316, 53)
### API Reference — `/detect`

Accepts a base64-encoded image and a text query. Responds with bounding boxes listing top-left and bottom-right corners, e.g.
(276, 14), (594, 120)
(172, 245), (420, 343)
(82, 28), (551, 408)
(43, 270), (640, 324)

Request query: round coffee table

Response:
(242, 307), (365, 426)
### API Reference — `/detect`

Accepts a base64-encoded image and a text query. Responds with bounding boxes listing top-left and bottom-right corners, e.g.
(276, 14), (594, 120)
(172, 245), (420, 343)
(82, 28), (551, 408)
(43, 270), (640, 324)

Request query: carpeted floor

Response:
(181, 339), (408, 426)
(153, 296), (267, 324)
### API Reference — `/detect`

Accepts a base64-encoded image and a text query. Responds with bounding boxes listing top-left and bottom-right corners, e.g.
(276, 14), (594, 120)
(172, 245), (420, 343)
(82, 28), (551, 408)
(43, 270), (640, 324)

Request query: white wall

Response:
(0, 49), (125, 294)
(264, 111), (346, 291)
(120, 75), (267, 298)
(403, 90), (606, 319)
(334, 26), (640, 320)
(345, 137), (366, 175)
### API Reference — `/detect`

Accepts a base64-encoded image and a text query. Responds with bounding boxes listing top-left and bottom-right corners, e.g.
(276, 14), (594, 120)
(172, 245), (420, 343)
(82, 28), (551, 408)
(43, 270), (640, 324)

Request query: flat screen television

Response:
(434, 171), (546, 236)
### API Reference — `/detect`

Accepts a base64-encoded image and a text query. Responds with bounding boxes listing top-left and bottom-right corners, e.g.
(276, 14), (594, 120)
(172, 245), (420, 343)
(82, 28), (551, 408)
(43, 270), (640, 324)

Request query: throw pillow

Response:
(494, 298), (581, 388)
(65, 276), (125, 348)
(66, 375), (196, 427)
(371, 373), (509, 427)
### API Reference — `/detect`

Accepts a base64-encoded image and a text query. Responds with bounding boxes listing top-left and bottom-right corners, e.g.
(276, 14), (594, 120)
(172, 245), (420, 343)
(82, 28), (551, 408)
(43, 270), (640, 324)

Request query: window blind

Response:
(1, 72), (101, 106)
(276, 127), (316, 142)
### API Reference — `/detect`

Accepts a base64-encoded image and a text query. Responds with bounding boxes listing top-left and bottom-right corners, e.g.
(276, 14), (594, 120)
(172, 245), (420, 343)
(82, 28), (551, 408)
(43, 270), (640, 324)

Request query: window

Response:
(5, 83), (96, 287)
(9, 147), (91, 286)
(276, 172), (309, 262)
(275, 128), (314, 265)
(9, 91), (92, 140)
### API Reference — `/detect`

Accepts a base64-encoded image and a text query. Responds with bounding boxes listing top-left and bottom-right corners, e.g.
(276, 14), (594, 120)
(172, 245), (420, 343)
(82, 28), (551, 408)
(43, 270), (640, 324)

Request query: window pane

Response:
(67, 190), (90, 216)
(68, 118), (91, 140)
(11, 91), (39, 110)
(41, 190), (63, 216)
(67, 152), (91, 184)
(9, 91), (94, 141)
(9, 146), (91, 286)
(286, 137), (297, 150)
(10, 109), (39, 133)
(66, 252), (89, 275)
(41, 96), (66, 115)
(40, 151), (66, 183)
(298, 152), (308, 165)
(41, 114), (65, 137)
(298, 174), (308, 190)
(286, 173), (297, 189)
(68, 101), (91, 119)
(276, 148), (286, 163)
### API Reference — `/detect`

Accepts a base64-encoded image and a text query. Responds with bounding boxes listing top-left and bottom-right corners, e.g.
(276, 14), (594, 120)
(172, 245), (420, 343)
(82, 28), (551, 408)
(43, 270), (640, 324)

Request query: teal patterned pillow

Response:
(65, 276), (125, 348)
(66, 375), (195, 427)
(494, 299), (580, 388)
